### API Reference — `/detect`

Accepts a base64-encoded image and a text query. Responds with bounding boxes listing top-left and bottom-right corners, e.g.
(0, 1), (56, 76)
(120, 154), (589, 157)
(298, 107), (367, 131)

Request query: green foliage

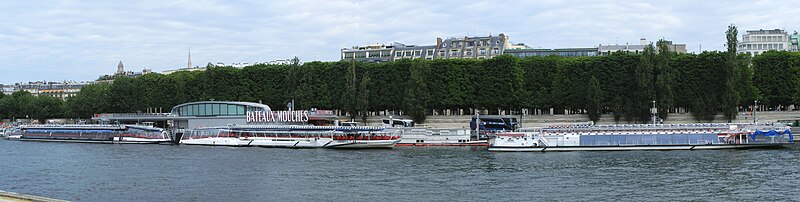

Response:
(404, 59), (430, 123)
(753, 51), (800, 109)
(586, 76), (604, 122)
(66, 83), (111, 118)
(25, 46), (799, 124)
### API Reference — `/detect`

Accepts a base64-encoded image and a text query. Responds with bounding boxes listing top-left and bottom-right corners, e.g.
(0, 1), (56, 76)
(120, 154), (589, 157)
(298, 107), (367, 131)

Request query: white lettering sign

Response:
(246, 110), (310, 123)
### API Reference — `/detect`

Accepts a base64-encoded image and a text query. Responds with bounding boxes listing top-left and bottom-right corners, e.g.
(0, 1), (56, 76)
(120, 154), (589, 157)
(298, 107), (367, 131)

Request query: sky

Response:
(0, 0), (798, 83)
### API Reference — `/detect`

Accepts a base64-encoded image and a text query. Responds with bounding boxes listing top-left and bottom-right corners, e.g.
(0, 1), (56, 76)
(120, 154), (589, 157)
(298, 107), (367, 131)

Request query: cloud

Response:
(0, 0), (797, 83)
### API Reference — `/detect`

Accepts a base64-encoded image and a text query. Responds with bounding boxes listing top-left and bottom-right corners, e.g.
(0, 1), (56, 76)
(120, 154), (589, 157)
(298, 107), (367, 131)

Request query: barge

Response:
(489, 123), (793, 152)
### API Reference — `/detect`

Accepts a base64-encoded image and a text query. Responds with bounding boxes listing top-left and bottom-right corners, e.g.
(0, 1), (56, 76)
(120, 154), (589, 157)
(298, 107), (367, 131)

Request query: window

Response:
(414, 50), (421, 56)
(354, 52), (366, 58)
(466, 51), (473, 56)
(450, 49), (459, 56)
(368, 51), (380, 58)
(396, 52), (402, 57)
(426, 50), (434, 55)
(221, 104), (229, 115)
(439, 50), (445, 57)
(237, 105), (245, 115)
(492, 48), (499, 54)
(405, 51), (412, 57)
(212, 104), (220, 115)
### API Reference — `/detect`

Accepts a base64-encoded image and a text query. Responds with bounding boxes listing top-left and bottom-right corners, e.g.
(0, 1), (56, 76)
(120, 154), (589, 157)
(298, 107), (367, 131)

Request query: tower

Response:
(187, 49), (192, 69)
(117, 61), (124, 74)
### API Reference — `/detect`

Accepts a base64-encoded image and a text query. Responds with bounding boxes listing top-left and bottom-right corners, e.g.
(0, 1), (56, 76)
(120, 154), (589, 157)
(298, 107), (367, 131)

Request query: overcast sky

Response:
(1, 0), (797, 83)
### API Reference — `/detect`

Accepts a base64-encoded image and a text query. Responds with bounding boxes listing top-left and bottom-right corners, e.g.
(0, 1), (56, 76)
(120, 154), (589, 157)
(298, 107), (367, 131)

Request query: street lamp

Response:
(651, 100), (657, 125)
(753, 100), (758, 124)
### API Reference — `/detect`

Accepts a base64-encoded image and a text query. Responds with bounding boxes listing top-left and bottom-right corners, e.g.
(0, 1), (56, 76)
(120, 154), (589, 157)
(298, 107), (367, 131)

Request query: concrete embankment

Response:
(362, 111), (800, 128)
(0, 190), (68, 202)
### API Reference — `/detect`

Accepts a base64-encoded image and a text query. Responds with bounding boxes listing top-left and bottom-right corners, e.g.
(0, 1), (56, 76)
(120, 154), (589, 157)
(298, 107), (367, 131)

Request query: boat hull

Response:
(325, 139), (399, 149)
(488, 143), (789, 152)
(396, 141), (488, 147)
(6, 136), (170, 144)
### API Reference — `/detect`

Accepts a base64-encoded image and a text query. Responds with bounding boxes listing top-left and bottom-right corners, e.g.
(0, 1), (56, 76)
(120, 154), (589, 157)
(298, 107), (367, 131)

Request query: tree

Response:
(344, 60), (359, 119)
(753, 51), (798, 109)
(359, 73), (371, 123)
(721, 24), (741, 121)
(654, 39), (675, 120)
(32, 96), (64, 121)
(586, 76), (604, 123)
(66, 83), (111, 118)
(632, 44), (656, 123)
(404, 59), (430, 123)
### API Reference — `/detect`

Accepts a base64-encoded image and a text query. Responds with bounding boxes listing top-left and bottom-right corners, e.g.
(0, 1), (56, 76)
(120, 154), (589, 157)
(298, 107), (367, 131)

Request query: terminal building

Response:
(92, 101), (340, 138)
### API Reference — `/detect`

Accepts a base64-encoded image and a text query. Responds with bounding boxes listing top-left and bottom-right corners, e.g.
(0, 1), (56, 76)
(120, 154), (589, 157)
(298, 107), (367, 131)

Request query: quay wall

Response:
(361, 111), (800, 128)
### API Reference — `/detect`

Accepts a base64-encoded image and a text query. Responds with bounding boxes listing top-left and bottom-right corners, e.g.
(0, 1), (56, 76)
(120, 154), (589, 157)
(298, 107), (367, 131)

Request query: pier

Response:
(0, 190), (67, 202)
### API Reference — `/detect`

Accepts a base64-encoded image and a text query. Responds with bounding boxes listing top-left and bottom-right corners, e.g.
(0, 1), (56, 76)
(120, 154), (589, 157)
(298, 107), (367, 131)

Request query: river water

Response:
(1, 140), (798, 201)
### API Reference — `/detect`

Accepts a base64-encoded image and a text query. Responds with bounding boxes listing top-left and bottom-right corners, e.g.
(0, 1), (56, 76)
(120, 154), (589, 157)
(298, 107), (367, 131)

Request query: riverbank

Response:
(361, 111), (800, 128)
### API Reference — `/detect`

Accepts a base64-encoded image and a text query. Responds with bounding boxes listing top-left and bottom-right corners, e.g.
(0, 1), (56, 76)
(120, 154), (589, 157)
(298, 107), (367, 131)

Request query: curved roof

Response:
(170, 101), (272, 111)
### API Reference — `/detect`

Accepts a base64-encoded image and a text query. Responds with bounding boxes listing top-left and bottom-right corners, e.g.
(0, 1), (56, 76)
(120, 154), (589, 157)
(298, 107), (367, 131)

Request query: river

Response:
(1, 140), (798, 201)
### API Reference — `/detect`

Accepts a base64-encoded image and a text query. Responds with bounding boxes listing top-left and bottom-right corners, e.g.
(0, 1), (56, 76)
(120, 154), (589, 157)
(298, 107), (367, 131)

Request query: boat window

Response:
(205, 104), (213, 116)
(220, 104), (229, 115)
(236, 105), (245, 115)
(213, 104), (221, 115)
(198, 104), (206, 116)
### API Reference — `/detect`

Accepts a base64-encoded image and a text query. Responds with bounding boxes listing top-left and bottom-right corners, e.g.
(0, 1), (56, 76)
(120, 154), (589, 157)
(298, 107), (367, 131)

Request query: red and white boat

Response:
(180, 125), (400, 149)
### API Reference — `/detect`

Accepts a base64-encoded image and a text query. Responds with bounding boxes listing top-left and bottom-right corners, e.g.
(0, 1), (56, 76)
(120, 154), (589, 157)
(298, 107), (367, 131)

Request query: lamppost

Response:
(753, 100), (758, 124)
(651, 100), (657, 125)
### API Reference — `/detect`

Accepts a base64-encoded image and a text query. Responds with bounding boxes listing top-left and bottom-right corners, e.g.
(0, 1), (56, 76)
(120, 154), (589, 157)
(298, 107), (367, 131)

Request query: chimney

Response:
(436, 37), (443, 47)
(640, 38), (647, 45)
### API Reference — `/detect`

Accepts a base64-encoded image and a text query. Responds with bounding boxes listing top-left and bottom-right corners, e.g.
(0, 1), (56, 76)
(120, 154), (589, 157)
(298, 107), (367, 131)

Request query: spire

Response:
(187, 49), (192, 69)
(117, 61), (124, 74)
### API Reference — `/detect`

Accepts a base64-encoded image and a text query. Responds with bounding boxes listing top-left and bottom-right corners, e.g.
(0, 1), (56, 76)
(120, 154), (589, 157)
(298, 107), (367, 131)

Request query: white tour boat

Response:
(489, 123), (793, 152)
(180, 125), (400, 149)
(4, 124), (171, 144)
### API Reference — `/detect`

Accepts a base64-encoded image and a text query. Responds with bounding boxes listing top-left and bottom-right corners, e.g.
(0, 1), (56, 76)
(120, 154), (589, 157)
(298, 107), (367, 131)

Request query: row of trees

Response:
(2, 26), (799, 123)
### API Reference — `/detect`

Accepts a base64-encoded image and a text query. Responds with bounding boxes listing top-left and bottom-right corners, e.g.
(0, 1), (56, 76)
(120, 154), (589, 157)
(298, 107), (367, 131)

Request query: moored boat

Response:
(394, 127), (488, 146)
(180, 125), (400, 149)
(489, 123), (793, 152)
(4, 124), (171, 144)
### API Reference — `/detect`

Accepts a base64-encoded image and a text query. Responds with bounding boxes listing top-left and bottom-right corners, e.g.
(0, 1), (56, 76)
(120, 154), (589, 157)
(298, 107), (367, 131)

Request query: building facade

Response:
(598, 38), (687, 56)
(505, 48), (599, 57)
(341, 33), (512, 62)
(393, 44), (436, 60)
(1, 81), (93, 100)
(433, 34), (510, 59)
(340, 43), (396, 63)
(737, 29), (789, 56)
(789, 31), (800, 52)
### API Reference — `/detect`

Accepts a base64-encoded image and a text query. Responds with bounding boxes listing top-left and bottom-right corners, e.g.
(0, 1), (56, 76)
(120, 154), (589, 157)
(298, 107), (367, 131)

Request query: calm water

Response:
(1, 140), (799, 201)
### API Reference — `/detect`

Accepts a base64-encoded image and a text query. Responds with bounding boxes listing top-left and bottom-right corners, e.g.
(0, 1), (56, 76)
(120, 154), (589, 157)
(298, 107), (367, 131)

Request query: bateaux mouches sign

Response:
(246, 110), (310, 123)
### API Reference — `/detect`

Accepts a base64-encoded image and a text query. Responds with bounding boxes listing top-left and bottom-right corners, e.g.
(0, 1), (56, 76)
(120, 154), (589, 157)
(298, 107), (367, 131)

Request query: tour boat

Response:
(4, 124), (171, 144)
(180, 125), (400, 149)
(381, 118), (487, 146)
(395, 128), (488, 146)
(489, 123), (793, 152)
